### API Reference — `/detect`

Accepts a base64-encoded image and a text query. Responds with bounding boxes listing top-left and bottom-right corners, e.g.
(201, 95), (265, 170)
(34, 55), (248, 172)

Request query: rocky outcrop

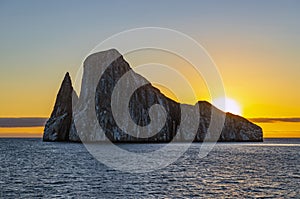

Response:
(196, 101), (262, 142)
(93, 52), (262, 142)
(43, 73), (74, 141)
(43, 49), (263, 142)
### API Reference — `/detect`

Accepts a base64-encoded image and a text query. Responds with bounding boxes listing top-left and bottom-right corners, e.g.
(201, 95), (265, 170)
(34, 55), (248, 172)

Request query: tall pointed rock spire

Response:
(43, 72), (74, 141)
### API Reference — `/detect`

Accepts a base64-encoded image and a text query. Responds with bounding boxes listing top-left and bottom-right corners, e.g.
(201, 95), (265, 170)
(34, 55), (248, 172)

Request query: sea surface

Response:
(0, 138), (299, 198)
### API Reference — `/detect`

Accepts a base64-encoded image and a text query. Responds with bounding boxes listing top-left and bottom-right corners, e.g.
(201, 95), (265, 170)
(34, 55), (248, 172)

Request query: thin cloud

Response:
(249, 117), (300, 123)
(0, 118), (48, 127)
(1, 117), (300, 127)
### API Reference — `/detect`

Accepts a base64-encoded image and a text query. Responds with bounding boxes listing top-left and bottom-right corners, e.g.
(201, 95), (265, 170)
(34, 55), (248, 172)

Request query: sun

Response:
(212, 97), (242, 116)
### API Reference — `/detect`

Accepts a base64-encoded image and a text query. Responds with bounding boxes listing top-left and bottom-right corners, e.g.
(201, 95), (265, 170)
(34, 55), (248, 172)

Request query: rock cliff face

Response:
(95, 53), (181, 142)
(72, 50), (121, 141)
(43, 49), (263, 142)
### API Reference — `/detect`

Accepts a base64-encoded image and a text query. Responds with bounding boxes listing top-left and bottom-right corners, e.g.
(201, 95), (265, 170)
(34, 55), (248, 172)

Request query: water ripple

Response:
(0, 138), (299, 198)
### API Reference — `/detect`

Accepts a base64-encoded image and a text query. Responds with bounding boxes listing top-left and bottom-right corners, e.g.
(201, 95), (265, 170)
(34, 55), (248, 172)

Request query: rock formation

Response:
(43, 73), (74, 141)
(43, 49), (263, 142)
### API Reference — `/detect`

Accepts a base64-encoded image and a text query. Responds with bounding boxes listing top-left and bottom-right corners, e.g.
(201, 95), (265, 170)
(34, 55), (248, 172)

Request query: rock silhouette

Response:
(43, 73), (74, 141)
(43, 49), (263, 142)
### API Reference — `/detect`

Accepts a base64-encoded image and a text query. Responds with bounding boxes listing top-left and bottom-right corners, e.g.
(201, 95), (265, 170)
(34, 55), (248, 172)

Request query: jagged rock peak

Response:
(83, 49), (122, 69)
(50, 73), (72, 115)
(43, 72), (74, 142)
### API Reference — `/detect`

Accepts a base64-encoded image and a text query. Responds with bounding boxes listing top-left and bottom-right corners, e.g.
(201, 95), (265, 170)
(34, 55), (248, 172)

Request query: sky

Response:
(0, 0), (299, 138)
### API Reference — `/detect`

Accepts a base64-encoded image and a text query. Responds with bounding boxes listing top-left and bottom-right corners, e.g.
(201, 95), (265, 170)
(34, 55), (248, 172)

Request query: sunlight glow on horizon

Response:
(213, 97), (242, 116)
(0, 127), (43, 138)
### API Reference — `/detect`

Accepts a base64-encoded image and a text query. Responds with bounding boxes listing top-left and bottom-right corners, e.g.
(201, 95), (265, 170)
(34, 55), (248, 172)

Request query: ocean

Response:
(0, 138), (299, 198)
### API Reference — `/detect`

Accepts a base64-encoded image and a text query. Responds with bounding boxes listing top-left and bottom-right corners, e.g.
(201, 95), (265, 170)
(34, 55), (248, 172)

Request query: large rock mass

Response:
(43, 49), (263, 142)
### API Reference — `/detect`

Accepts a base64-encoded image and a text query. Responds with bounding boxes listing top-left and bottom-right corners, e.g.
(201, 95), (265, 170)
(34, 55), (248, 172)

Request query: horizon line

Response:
(0, 117), (300, 128)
